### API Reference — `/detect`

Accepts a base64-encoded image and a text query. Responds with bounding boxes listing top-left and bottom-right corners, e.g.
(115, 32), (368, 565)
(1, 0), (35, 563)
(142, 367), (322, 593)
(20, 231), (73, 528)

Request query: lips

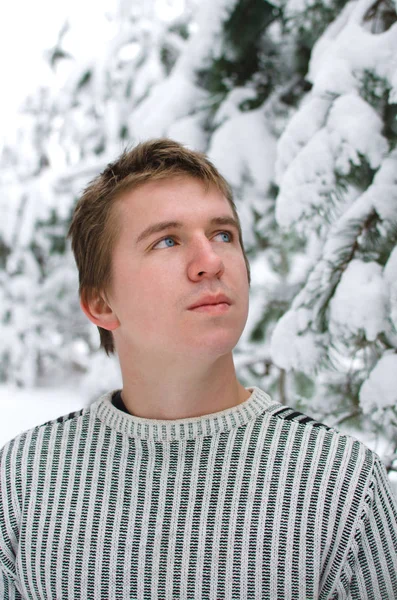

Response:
(188, 294), (231, 310)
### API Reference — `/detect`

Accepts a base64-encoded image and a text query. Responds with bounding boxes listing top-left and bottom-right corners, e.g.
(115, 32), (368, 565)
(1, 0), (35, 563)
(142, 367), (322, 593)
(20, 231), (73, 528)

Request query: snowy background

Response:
(1, 0), (397, 490)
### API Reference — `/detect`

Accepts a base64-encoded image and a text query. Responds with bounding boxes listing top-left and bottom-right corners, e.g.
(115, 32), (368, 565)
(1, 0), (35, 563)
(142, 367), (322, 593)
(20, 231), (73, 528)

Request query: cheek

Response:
(235, 254), (250, 287)
(128, 268), (177, 315)
(235, 260), (250, 318)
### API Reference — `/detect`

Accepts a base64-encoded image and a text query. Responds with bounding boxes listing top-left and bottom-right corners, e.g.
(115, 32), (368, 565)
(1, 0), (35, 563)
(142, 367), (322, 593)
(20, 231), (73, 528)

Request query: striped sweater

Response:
(1, 387), (396, 599)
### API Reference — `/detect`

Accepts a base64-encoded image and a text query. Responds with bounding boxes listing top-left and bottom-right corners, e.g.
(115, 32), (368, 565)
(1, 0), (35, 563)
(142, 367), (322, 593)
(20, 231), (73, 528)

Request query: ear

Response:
(80, 291), (120, 331)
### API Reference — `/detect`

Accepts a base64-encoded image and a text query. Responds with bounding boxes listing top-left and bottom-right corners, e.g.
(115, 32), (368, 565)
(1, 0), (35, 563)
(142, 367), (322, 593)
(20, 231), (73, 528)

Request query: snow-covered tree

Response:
(271, 0), (397, 471)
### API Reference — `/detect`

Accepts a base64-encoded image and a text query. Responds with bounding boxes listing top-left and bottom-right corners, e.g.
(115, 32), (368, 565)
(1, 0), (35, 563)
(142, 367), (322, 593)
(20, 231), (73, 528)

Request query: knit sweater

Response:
(1, 387), (396, 600)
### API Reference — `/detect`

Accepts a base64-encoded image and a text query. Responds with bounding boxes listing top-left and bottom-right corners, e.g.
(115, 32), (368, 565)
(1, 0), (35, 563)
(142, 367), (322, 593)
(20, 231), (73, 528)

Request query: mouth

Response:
(188, 294), (231, 311)
(188, 302), (230, 314)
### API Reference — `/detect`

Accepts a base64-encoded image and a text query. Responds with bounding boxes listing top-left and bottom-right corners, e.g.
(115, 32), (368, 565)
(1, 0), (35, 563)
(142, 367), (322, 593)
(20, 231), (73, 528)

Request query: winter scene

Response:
(1, 0), (397, 596)
(1, 0), (397, 482)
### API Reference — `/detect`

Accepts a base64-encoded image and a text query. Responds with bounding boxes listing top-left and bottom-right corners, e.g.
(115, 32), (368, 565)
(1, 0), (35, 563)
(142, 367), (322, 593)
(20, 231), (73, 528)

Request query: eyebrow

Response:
(136, 216), (240, 245)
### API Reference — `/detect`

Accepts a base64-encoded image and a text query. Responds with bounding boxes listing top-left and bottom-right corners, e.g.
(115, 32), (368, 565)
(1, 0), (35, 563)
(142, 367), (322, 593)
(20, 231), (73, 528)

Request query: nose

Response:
(187, 236), (225, 282)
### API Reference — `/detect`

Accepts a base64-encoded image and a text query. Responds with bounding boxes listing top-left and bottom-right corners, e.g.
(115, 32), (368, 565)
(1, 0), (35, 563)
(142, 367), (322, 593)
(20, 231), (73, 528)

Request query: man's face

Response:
(107, 176), (250, 363)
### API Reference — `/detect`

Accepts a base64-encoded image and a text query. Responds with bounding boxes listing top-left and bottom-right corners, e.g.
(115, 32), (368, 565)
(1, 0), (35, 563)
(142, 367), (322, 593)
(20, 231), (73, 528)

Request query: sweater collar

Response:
(93, 387), (276, 442)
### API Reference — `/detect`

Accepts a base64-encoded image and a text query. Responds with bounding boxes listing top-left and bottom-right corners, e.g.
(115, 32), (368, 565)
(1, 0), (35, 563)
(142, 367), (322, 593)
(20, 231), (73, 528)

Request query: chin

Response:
(190, 330), (243, 358)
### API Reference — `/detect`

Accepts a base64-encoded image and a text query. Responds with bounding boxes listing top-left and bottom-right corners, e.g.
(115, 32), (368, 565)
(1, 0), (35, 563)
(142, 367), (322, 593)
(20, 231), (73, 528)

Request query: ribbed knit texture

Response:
(1, 387), (397, 599)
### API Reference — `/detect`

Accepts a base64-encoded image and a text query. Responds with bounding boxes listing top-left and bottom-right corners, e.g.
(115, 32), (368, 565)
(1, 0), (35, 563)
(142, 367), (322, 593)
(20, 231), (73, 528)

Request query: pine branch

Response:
(278, 369), (286, 405)
(331, 411), (361, 427)
(294, 209), (381, 331)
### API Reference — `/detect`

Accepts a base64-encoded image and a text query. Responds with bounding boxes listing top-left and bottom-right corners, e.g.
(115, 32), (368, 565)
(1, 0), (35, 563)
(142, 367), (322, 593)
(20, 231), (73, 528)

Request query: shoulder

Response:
(1, 405), (87, 451)
(259, 399), (378, 490)
(266, 403), (335, 431)
(265, 400), (372, 448)
(260, 400), (397, 542)
(0, 396), (106, 478)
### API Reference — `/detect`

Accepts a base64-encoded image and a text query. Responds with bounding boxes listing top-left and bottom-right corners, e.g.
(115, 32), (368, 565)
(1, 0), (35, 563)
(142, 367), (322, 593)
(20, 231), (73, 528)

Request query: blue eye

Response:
(215, 231), (232, 242)
(154, 236), (176, 249)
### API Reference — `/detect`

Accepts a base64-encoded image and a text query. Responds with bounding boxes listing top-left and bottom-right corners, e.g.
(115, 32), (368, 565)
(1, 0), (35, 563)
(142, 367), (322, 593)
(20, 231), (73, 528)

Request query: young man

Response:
(1, 139), (396, 599)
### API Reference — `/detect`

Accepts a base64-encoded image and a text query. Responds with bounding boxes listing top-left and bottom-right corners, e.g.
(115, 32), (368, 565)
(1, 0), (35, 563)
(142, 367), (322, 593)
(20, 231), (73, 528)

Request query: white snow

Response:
(130, 47), (166, 106)
(308, 0), (397, 97)
(208, 107), (277, 190)
(275, 128), (336, 231)
(0, 385), (86, 448)
(275, 95), (331, 183)
(360, 354), (397, 414)
(213, 87), (258, 126)
(384, 246), (397, 332)
(270, 308), (326, 374)
(326, 93), (388, 175)
(129, 70), (205, 140)
(285, 0), (338, 17)
(370, 150), (397, 224)
(167, 113), (208, 150)
(275, 93), (389, 232)
(128, 0), (240, 140)
(329, 259), (389, 342)
(276, 0), (397, 238)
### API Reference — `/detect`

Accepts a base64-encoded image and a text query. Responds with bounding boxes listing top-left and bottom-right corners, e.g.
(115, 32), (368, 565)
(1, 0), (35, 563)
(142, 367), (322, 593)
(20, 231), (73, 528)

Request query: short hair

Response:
(68, 138), (251, 355)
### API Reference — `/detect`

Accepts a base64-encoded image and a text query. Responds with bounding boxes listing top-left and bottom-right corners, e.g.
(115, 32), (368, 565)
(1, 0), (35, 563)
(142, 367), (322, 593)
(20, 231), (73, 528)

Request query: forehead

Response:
(115, 176), (234, 225)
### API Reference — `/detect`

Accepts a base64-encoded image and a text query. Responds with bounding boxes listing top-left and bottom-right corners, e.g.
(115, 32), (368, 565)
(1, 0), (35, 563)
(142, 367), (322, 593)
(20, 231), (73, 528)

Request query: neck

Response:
(118, 352), (250, 419)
